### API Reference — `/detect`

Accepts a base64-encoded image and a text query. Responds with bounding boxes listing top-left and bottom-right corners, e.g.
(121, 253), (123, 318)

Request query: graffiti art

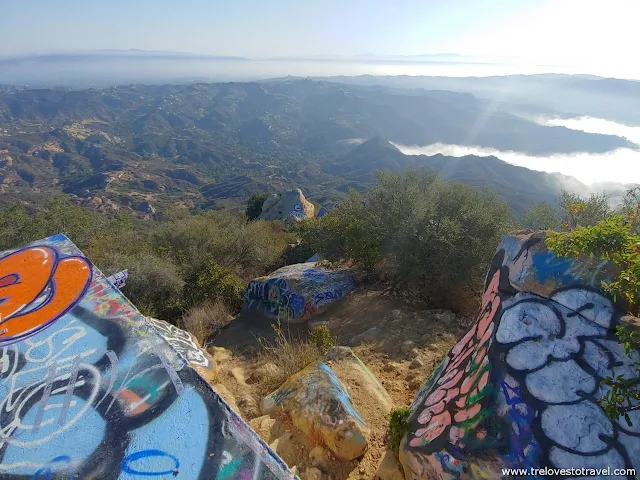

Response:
(244, 264), (354, 322)
(402, 232), (640, 480)
(0, 234), (295, 479)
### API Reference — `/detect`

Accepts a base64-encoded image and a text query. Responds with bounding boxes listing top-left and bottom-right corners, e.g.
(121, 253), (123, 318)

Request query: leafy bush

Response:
(299, 170), (512, 312)
(388, 407), (410, 453)
(558, 190), (610, 230)
(296, 189), (382, 270)
(152, 210), (287, 278)
(310, 324), (337, 354)
(246, 192), (270, 220)
(547, 215), (640, 313)
(103, 252), (185, 319)
(183, 257), (245, 314)
(521, 201), (559, 230)
(0, 196), (288, 325)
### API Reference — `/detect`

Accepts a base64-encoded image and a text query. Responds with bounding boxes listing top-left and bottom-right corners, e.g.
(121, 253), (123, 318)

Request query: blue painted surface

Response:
(0, 234), (295, 480)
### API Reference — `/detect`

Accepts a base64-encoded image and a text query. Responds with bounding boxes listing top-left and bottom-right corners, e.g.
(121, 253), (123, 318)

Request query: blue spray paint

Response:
(120, 449), (180, 476)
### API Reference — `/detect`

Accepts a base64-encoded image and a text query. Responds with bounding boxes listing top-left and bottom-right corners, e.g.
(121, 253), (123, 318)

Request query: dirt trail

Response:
(209, 287), (466, 478)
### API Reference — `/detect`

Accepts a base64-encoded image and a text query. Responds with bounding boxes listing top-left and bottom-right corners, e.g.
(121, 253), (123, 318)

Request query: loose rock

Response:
(409, 358), (424, 370)
(211, 384), (238, 412)
(303, 467), (327, 480)
(269, 432), (299, 467)
(230, 367), (248, 386)
(400, 340), (416, 355)
(308, 445), (331, 471)
(249, 362), (281, 384)
(350, 327), (384, 346)
(375, 450), (404, 480)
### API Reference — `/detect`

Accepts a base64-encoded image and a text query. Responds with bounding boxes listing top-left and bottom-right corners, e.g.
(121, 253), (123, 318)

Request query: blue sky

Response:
(1, 0), (637, 67)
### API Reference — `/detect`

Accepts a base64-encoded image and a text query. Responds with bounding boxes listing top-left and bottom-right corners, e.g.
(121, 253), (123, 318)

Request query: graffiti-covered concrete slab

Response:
(400, 231), (640, 480)
(147, 317), (217, 383)
(0, 234), (295, 479)
(261, 361), (369, 461)
(244, 262), (355, 322)
(259, 189), (315, 222)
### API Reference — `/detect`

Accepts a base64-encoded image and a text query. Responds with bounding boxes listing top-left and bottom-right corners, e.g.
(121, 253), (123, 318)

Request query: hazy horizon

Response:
(2, 0), (639, 80)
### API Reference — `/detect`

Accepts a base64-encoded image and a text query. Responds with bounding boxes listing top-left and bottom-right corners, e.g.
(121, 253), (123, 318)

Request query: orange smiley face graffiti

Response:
(0, 246), (92, 344)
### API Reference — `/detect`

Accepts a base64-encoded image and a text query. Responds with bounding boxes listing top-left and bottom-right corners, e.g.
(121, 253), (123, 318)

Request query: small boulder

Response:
(400, 340), (416, 355)
(409, 358), (424, 370)
(323, 346), (353, 362)
(269, 432), (299, 467)
(350, 327), (384, 346)
(237, 394), (260, 418)
(324, 346), (393, 415)
(262, 361), (369, 461)
(259, 188), (315, 222)
(212, 383), (238, 413)
(248, 414), (286, 442)
(407, 378), (422, 390)
(308, 445), (331, 471)
(374, 450), (404, 480)
(244, 262), (355, 322)
(302, 467), (327, 480)
(249, 362), (282, 384)
(210, 346), (232, 364)
(230, 367), (248, 387)
(383, 362), (399, 373)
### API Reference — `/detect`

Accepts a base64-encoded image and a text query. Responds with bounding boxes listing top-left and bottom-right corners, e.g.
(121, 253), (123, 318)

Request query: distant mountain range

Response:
(0, 78), (635, 216)
(316, 74), (640, 126)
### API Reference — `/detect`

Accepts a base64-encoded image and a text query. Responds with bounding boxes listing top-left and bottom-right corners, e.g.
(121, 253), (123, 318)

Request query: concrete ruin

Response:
(0, 234), (295, 479)
(400, 231), (640, 479)
(259, 188), (315, 222)
(243, 262), (355, 322)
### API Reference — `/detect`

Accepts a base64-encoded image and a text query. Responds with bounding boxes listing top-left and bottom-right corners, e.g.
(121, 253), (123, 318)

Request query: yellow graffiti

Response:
(470, 464), (490, 480)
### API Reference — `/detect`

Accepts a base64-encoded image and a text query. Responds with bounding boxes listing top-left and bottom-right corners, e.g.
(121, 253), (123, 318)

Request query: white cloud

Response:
(535, 117), (640, 146)
(393, 142), (640, 185)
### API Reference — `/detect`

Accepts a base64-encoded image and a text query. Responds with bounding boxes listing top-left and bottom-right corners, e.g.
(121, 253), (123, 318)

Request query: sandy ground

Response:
(209, 287), (466, 479)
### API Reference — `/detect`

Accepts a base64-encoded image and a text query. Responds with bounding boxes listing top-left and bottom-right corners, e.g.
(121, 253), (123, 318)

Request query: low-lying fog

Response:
(394, 117), (640, 186)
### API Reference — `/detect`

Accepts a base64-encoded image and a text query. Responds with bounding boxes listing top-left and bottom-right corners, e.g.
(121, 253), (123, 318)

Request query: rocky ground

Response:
(207, 287), (467, 479)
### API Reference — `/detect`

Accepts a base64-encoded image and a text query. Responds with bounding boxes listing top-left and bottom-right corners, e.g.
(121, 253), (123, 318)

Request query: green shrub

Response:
(388, 406), (410, 453)
(103, 252), (185, 320)
(558, 190), (610, 230)
(547, 215), (640, 313)
(183, 257), (245, 314)
(246, 192), (270, 220)
(152, 210), (286, 278)
(300, 170), (511, 312)
(295, 189), (383, 271)
(310, 324), (336, 354)
(521, 201), (560, 230)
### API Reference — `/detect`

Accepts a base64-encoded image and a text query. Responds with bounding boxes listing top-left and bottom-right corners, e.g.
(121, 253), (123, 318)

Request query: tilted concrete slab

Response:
(0, 234), (296, 479)
(400, 231), (640, 480)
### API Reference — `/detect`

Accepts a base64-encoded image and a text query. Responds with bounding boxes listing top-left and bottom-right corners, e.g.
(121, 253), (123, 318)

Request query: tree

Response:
(521, 201), (559, 230)
(246, 192), (270, 220)
(558, 190), (610, 230)
(298, 170), (512, 312)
